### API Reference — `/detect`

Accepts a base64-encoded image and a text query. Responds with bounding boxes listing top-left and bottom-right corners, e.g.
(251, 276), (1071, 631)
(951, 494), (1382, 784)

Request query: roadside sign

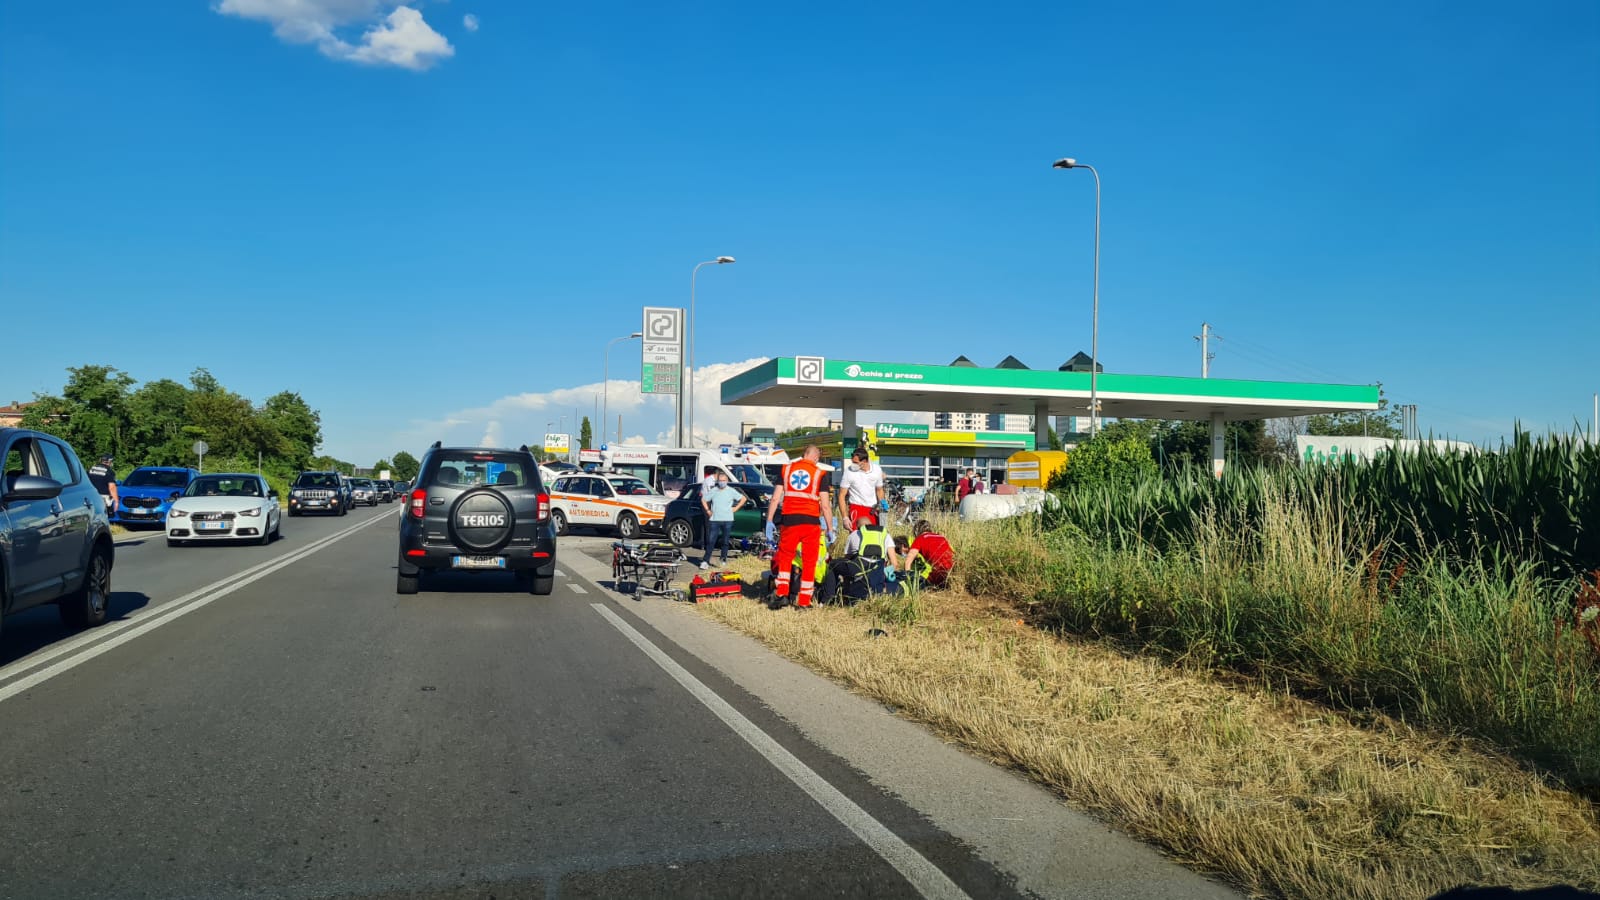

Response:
(544, 433), (571, 454)
(641, 307), (683, 395)
(192, 440), (209, 456)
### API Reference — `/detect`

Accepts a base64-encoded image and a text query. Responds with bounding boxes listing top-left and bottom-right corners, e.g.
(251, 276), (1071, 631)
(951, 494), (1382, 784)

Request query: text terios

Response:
(460, 514), (507, 528)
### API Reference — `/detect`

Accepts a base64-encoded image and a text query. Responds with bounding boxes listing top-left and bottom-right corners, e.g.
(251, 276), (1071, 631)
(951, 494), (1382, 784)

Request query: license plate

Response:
(452, 555), (506, 569)
(127, 510), (150, 516)
(197, 521), (229, 531)
(306, 500), (326, 506)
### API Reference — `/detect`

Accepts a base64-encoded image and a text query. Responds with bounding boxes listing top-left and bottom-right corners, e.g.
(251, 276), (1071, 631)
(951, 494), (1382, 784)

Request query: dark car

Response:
(1, 428), (116, 638)
(663, 482), (773, 549)
(288, 471), (350, 516)
(396, 443), (556, 595)
(115, 465), (197, 526)
(374, 479), (395, 503)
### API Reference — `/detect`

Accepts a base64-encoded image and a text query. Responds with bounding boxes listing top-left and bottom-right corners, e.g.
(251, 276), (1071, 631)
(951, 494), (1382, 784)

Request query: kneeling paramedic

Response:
(764, 445), (836, 608)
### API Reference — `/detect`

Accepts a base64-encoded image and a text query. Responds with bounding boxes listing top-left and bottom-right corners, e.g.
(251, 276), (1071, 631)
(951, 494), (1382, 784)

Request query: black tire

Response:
(617, 512), (640, 540)
(288, 509), (300, 517)
(552, 508), (569, 536)
(257, 519), (272, 545)
(666, 518), (694, 548)
(532, 575), (554, 595)
(272, 517), (282, 541)
(60, 545), (111, 629)
(396, 570), (419, 594)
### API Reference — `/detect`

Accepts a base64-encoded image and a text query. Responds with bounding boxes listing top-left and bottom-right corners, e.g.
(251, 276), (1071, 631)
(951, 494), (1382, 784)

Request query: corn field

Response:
(1044, 431), (1599, 581)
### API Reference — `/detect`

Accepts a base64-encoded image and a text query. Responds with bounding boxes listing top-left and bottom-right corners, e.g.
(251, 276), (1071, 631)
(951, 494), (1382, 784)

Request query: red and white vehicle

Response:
(547, 472), (669, 539)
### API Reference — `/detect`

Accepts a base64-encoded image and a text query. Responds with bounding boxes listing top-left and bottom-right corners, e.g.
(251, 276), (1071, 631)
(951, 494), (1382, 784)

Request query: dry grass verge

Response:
(694, 555), (1600, 899)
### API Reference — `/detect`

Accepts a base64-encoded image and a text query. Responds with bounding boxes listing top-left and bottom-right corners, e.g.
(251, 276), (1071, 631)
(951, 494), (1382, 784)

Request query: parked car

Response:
(166, 473), (282, 546)
(548, 472), (669, 539)
(663, 482), (773, 549)
(350, 478), (378, 507)
(396, 443), (555, 595)
(288, 471), (349, 516)
(1, 428), (116, 636)
(115, 465), (197, 526)
(374, 479), (395, 503)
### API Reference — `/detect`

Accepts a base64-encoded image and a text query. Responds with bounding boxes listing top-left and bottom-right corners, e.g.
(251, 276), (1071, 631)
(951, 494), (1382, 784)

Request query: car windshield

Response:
(609, 477), (655, 496)
(123, 469), (190, 488)
(186, 476), (261, 497)
(353, 480), (373, 488)
(295, 473), (340, 488)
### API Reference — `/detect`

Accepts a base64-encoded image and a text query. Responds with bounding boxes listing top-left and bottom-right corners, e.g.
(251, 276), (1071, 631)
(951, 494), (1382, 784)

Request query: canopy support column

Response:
(842, 398), (858, 458)
(1035, 400), (1050, 449)
(1211, 411), (1226, 478)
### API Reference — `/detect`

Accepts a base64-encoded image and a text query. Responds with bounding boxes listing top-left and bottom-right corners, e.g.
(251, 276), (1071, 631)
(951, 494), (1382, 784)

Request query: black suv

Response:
(2, 428), (116, 639)
(397, 444), (556, 595)
(288, 471), (350, 516)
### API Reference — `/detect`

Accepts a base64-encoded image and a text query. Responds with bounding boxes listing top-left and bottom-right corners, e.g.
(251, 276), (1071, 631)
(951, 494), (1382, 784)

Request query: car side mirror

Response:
(3, 474), (64, 502)
(169, 491), (182, 501)
(269, 489), (280, 499)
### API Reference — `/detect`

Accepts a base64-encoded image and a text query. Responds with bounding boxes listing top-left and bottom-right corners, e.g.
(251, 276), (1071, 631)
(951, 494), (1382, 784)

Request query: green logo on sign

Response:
(877, 423), (929, 440)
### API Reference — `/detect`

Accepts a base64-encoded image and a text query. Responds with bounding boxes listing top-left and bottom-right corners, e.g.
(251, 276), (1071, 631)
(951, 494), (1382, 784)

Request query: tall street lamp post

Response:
(687, 256), (735, 447)
(604, 331), (642, 446)
(1053, 157), (1101, 436)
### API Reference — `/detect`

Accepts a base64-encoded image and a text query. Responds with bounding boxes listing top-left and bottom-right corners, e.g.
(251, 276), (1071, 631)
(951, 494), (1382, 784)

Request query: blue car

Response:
(115, 466), (198, 526)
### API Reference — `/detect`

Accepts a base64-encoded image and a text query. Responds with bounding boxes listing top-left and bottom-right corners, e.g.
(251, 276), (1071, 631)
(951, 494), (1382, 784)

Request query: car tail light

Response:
(406, 549), (426, 557)
(536, 493), (550, 521)
(409, 489), (426, 519)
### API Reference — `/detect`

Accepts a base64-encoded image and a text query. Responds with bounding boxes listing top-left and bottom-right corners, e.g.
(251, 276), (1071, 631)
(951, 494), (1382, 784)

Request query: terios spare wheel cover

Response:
(449, 489), (515, 554)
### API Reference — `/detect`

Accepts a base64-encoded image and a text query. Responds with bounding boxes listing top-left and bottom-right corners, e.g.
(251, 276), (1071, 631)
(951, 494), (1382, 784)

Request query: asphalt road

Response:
(0, 506), (1236, 899)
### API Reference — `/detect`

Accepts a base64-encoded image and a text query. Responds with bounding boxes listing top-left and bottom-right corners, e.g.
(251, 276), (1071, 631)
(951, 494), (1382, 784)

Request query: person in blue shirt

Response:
(700, 473), (747, 568)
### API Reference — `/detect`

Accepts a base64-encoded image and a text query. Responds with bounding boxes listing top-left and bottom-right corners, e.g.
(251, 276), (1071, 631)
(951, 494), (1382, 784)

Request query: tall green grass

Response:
(959, 434), (1600, 793)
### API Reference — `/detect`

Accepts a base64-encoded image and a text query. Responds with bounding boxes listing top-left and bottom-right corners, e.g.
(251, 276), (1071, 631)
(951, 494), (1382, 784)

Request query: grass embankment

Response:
(696, 505), (1600, 898)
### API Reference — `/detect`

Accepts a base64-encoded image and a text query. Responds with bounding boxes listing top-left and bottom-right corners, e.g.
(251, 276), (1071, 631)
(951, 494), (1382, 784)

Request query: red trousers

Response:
(773, 522), (822, 607)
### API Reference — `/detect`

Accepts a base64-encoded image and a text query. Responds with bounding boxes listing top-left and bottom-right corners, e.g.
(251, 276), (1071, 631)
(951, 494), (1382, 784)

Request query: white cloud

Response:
(387, 358), (836, 458)
(216, 1), (454, 71)
(462, 13), (479, 32)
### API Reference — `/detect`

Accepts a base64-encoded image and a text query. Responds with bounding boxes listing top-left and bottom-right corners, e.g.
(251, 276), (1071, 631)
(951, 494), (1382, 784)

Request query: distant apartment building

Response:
(934, 354), (1097, 437)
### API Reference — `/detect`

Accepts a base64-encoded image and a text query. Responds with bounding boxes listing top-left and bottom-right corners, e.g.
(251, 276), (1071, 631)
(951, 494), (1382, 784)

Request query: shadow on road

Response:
(0, 590), (151, 667)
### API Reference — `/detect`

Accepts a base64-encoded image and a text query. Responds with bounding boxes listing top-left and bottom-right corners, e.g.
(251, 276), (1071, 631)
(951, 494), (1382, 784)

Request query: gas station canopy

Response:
(721, 356), (1381, 474)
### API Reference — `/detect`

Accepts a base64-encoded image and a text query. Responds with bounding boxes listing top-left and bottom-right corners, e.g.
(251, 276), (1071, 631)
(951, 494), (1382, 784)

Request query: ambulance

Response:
(546, 471), (670, 539)
(596, 444), (782, 496)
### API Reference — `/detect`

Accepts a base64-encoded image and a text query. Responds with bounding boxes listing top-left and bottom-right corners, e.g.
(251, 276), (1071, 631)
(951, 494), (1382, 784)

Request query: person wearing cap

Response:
(87, 454), (119, 514)
(837, 448), (887, 533)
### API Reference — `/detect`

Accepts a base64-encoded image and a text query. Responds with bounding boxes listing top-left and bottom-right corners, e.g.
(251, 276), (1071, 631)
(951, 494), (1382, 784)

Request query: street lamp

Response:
(604, 331), (643, 446)
(1053, 157), (1101, 436)
(685, 255), (736, 447)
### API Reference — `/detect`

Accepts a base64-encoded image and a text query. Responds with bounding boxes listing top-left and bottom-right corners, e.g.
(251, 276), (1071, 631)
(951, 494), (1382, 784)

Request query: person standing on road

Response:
(764, 444), (836, 608)
(87, 454), (118, 515)
(837, 448), (887, 533)
(699, 473), (746, 569)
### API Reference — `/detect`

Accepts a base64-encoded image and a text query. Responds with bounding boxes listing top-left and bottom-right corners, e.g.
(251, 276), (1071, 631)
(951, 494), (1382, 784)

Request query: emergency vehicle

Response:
(595, 445), (782, 496)
(547, 472), (670, 539)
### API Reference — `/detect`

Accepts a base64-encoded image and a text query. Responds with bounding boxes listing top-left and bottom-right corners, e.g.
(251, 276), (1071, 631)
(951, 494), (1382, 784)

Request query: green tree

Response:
(127, 379), (192, 466)
(260, 391), (322, 470)
(1307, 384), (1404, 440)
(580, 416), (594, 450)
(373, 458), (393, 476)
(20, 365), (136, 463)
(391, 451), (420, 482)
(1053, 427), (1159, 492)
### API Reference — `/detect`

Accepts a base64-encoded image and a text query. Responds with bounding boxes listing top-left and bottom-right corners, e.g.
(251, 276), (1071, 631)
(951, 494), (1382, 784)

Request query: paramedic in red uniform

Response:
(764, 444), (836, 608)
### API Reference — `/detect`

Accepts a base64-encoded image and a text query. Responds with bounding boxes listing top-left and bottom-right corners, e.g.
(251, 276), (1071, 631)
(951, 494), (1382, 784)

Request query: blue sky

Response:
(2, 1), (1596, 464)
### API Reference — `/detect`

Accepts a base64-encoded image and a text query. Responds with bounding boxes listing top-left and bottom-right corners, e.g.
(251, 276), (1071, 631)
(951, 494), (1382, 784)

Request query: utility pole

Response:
(1194, 322), (1218, 378)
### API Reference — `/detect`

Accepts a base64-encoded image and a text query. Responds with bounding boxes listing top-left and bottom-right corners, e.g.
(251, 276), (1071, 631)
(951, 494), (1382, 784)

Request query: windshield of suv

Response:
(433, 451), (533, 489)
(295, 473), (340, 488)
(123, 469), (190, 488)
(186, 475), (261, 497)
(353, 479), (373, 489)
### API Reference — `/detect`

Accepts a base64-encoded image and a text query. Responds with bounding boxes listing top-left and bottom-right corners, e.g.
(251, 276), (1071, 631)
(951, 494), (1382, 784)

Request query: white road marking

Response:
(0, 510), (398, 705)
(591, 603), (971, 900)
(554, 569), (567, 577)
(568, 584), (588, 594)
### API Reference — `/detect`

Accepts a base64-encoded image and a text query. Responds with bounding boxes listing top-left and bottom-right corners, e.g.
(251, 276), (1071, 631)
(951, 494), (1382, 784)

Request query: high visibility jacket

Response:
(790, 532), (828, 581)
(856, 523), (888, 561)
(779, 459), (824, 518)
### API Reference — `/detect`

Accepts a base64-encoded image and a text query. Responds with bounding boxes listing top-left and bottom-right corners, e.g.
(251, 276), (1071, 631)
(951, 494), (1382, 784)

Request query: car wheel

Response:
(257, 521), (272, 545)
(532, 575), (554, 595)
(60, 545), (111, 629)
(666, 518), (694, 548)
(341, 504), (349, 516)
(617, 512), (640, 539)
(552, 509), (569, 536)
(289, 509), (299, 517)
(397, 570), (419, 594)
